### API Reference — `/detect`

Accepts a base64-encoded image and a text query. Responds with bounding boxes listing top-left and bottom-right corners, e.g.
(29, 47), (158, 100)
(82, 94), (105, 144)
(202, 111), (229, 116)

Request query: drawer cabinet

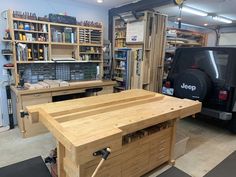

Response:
(21, 93), (52, 138)
(11, 83), (115, 138)
(22, 93), (52, 108)
(52, 89), (85, 97)
(84, 155), (122, 177)
(79, 127), (172, 177)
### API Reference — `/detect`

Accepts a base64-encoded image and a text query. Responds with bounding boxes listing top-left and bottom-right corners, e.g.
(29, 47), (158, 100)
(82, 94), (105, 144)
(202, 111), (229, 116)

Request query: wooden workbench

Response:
(27, 89), (201, 177)
(11, 80), (116, 138)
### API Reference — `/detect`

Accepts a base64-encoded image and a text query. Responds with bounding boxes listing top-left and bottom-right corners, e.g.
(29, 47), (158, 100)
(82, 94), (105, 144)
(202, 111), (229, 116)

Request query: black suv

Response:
(163, 47), (236, 133)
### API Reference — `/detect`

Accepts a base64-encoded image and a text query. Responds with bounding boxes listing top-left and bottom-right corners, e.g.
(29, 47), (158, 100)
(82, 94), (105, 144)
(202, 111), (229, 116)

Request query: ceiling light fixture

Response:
(181, 6), (208, 17)
(97, 0), (103, 3)
(213, 16), (232, 24)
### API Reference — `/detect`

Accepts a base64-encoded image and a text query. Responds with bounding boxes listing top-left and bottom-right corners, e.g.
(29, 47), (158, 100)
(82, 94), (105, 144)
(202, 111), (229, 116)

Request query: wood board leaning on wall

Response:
(113, 11), (167, 93)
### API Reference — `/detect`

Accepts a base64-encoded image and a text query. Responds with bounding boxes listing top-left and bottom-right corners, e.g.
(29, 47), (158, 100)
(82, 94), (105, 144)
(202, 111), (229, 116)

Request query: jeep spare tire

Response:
(174, 69), (211, 101)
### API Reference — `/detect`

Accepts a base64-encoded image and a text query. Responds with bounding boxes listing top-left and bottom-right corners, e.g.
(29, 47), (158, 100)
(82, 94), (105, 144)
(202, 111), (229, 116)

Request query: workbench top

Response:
(27, 89), (201, 165)
(11, 80), (116, 95)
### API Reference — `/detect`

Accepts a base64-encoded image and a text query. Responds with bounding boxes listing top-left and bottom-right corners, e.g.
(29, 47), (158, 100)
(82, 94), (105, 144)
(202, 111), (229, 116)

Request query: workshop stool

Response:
(0, 156), (52, 177)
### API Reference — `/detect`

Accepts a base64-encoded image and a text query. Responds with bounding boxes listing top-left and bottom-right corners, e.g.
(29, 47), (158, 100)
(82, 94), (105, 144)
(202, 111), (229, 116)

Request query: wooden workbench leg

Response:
(169, 119), (177, 166)
(57, 142), (66, 177)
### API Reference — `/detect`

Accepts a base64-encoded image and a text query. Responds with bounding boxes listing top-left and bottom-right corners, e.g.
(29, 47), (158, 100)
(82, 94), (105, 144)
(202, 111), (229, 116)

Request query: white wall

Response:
(206, 27), (236, 47)
(0, 0), (108, 126)
(207, 31), (217, 47)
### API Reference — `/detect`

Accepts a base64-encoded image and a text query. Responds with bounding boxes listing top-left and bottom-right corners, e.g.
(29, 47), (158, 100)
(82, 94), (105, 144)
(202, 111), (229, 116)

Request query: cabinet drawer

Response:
(149, 138), (171, 169)
(52, 89), (85, 97)
(85, 155), (122, 177)
(22, 93), (52, 108)
(122, 142), (149, 161)
(22, 92), (51, 100)
(122, 152), (149, 177)
(21, 92), (52, 138)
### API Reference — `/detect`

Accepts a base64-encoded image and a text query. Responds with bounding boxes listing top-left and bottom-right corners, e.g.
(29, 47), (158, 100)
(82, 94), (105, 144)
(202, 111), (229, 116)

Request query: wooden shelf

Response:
(114, 47), (129, 51)
(115, 26), (126, 30)
(79, 43), (102, 46)
(2, 53), (13, 56)
(3, 67), (15, 70)
(16, 60), (101, 64)
(13, 17), (49, 24)
(79, 26), (102, 30)
(14, 29), (48, 34)
(15, 40), (49, 44)
(166, 28), (207, 49)
(50, 22), (78, 28)
(115, 58), (126, 61)
(8, 10), (104, 85)
(51, 42), (77, 46)
(165, 49), (175, 54)
(16, 61), (53, 64)
(80, 52), (101, 54)
(2, 39), (13, 42)
(114, 77), (124, 82)
(116, 37), (126, 39)
(77, 60), (102, 63)
(115, 67), (125, 71)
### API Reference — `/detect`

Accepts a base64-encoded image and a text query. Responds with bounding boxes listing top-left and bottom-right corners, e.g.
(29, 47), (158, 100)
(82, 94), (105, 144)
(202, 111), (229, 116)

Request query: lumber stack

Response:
(126, 11), (167, 93)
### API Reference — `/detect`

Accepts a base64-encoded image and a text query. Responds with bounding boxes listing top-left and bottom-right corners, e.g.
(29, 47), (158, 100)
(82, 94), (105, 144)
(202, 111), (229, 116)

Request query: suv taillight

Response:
(165, 81), (171, 88)
(218, 90), (228, 101)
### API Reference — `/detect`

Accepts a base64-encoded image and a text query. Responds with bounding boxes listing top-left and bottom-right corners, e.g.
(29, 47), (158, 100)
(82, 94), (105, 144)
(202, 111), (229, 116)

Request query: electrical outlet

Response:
(2, 70), (8, 76)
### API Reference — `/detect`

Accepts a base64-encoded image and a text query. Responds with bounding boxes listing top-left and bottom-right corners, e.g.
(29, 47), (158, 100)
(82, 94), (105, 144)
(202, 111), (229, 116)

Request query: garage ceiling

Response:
(76, 0), (236, 27)
(76, 0), (138, 8)
(156, 0), (236, 27)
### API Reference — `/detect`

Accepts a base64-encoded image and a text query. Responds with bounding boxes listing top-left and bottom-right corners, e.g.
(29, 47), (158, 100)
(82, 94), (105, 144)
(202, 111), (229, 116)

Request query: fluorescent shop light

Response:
(213, 16), (232, 24)
(97, 0), (103, 3)
(182, 6), (208, 17)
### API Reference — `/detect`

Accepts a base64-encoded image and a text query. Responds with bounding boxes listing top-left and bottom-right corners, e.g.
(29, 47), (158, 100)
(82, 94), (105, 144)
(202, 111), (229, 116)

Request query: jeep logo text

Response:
(181, 83), (197, 91)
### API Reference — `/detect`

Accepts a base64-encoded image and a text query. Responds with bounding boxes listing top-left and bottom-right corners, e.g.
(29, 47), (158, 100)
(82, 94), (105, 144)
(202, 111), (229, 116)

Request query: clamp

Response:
(20, 110), (29, 118)
(91, 147), (111, 177)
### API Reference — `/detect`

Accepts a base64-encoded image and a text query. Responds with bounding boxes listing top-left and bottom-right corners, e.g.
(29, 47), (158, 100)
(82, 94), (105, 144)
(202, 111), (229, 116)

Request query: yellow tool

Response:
(28, 49), (32, 60)
(39, 49), (44, 60)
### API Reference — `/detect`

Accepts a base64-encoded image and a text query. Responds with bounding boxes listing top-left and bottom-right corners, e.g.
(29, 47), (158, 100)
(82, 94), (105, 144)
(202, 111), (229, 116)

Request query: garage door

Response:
(219, 33), (236, 46)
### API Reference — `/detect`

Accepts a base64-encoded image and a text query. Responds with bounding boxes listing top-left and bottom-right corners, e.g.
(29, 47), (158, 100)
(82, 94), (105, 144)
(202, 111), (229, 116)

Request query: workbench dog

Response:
(27, 89), (201, 177)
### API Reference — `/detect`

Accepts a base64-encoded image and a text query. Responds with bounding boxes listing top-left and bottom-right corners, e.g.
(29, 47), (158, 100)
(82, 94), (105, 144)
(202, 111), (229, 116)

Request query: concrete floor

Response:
(0, 117), (236, 177)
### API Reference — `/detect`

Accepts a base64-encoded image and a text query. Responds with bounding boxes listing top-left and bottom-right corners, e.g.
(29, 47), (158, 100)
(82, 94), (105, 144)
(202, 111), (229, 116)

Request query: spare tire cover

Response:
(174, 69), (211, 101)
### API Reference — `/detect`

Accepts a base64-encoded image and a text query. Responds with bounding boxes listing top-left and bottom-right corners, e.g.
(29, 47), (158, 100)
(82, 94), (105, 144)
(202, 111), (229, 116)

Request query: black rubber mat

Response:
(0, 156), (52, 177)
(157, 167), (191, 177)
(204, 151), (236, 177)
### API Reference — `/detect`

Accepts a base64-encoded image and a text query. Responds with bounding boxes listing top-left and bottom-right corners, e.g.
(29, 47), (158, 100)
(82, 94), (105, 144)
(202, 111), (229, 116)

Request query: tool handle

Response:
(91, 148), (111, 177)
(91, 159), (105, 177)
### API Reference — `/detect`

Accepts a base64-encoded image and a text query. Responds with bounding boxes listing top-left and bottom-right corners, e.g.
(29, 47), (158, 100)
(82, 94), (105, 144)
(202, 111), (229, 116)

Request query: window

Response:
(173, 49), (229, 81)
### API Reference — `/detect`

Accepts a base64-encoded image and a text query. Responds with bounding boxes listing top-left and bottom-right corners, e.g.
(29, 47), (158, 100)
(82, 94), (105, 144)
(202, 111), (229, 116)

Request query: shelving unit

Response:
(113, 48), (132, 92)
(112, 12), (167, 93)
(114, 18), (127, 48)
(112, 18), (129, 90)
(103, 40), (112, 80)
(166, 28), (207, 54)
(2, 9), (104, 85)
